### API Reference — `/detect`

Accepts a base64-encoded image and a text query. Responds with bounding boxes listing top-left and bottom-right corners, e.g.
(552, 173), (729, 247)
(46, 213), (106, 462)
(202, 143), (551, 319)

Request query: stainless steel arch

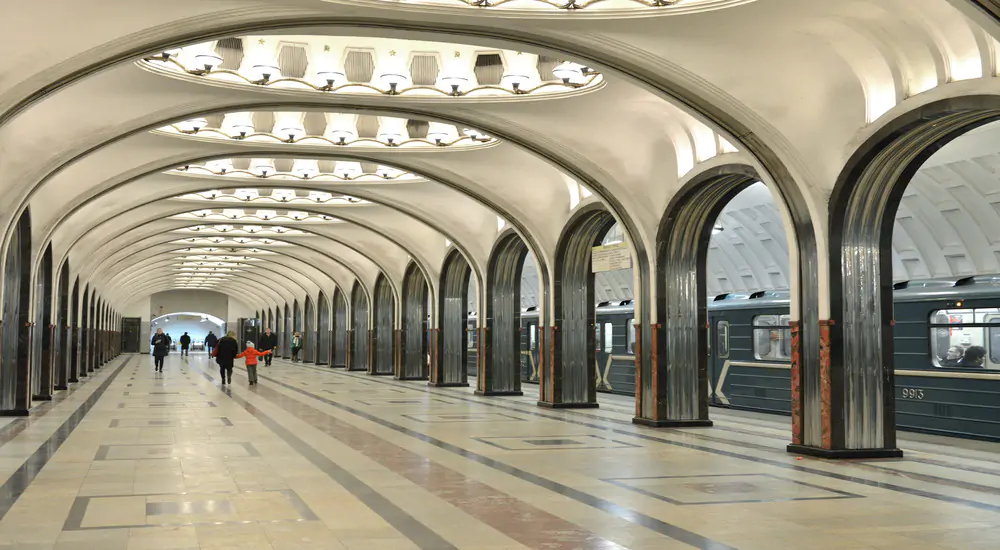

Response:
(434, 249), (472, 388)
(349, 281), (369, 372)
(400, 262), (429, 380)
(371, 273), (395, 376)
(481, 229), (528, 397)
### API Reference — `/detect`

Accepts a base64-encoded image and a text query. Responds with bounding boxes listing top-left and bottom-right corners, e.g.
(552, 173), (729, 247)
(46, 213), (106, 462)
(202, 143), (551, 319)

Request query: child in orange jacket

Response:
(235, 341), (271, 386)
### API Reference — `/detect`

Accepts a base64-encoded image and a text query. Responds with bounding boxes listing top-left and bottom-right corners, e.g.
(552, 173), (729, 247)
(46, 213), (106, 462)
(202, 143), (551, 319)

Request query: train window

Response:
(717, 321), (729, 359)
(604, 323), (614, 352)
(928, 308), (1000, 370)
(627, 319), (635, 354)
(530, 325), (537, 351)
(752, 315), (791, 362)
(595, 325), (601, 351)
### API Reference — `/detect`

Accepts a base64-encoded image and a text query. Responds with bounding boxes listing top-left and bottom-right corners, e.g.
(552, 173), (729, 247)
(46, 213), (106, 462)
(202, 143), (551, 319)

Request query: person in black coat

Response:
(179, 332), (191, 356)
(150, 328), (169, 372)
(213, 331), (240, 385)
(258, 328), (278, 367)
(205, 331), (218, 355)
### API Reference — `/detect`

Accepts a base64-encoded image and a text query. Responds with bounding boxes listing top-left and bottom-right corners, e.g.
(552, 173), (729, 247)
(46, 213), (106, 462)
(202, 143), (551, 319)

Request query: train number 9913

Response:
(900, 388), (925, 400)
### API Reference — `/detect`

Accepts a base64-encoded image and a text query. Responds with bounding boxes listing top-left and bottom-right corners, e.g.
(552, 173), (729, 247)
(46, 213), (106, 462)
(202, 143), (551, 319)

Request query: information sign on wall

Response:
(592, 242), (632, 272)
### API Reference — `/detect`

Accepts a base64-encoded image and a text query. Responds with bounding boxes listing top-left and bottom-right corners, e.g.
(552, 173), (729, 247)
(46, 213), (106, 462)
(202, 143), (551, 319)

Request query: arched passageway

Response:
(54, 261), (70, 390)
(293, 300), (302, 358)
(820, 100), (1000, 458)
(333, 288), (348, 368)
(317, 291), (330, 365)
(349, 282), (368, 372)
(0, 209), (32, 413)
(399, 263), (428, 380)
(434, 250), (472, 387)
(481, 231), (529, 396)
(371, 274), (395, 375)
(304, 296), (315, 362)
(32, 245), (53, 400)
(544, 207), (617, 408)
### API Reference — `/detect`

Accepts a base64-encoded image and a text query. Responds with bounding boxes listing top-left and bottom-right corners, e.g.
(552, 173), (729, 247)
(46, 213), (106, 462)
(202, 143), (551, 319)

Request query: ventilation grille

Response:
(409, 54), (440, 86)
(344, 50), (375, 83)
(473, 53), (504, 86)
(278, 45), (308, 78)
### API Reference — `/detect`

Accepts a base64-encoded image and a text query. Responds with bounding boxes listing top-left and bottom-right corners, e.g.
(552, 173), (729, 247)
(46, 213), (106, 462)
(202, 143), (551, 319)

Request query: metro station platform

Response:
(1, 354), (999, 550)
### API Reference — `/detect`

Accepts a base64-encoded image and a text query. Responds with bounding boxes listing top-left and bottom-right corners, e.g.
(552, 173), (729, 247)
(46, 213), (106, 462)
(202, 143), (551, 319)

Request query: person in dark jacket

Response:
(212, 331), (240, 385)
(205, 331), (218, 355)
(179, 332), (191, 356)
(165, 333), (173, 355)
(150, 328), (169, 372)
(258, 328), (278, 367)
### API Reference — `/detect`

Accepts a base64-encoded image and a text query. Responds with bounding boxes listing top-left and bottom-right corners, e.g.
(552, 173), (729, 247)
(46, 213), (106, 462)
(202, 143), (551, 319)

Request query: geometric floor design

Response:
(0, 353), (999, 549)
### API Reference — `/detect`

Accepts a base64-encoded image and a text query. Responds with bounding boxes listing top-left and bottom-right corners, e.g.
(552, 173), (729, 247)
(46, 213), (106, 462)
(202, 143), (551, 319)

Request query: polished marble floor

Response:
(1, 354), (1000, 549)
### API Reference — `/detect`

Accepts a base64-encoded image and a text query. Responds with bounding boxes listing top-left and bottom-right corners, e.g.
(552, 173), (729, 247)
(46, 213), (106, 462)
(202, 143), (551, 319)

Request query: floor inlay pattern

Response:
(0, 354), (998, 549)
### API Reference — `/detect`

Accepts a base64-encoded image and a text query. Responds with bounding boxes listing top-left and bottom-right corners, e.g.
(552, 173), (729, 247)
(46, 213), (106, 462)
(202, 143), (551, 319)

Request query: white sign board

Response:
(592, 242), (632, 272)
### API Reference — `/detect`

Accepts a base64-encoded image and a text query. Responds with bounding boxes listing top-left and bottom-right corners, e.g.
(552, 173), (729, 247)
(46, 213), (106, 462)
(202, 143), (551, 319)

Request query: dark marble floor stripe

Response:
(190, 366), (458, 550)
(250, 366), (736, 550)
(0, 362), (119, 448)
(0, 355), (131, 520)
(287, 361), (1000, 514)
(230, 372), (626, 549)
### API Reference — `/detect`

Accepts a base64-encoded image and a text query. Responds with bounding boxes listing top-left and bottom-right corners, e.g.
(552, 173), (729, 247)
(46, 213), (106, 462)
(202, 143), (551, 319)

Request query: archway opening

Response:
(150, 312), (225, 353)
(32, 244), (54, 401)
(55, 261), (70, 390)
(591, 223), (636, 400)
(70, 279), (80, 382)
(283, 303), (292, 358)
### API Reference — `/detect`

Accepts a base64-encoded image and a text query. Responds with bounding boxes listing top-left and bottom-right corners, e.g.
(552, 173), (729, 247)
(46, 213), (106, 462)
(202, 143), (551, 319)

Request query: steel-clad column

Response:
(333, 289), (348, 368)
(348, 282), (368, 371)
(54, 262), (70, 390)
(807, 106), (1000, 458)
(542, 207), (615, 409)
(317, 292), (330, 365)
(399, 263), (429, 380)
(371, 275), (395, 375)
(0, 210), (32, 414)
(31, 245), (53, 400)
(480, 231), (527, 396)
(434, 250), (472, 387)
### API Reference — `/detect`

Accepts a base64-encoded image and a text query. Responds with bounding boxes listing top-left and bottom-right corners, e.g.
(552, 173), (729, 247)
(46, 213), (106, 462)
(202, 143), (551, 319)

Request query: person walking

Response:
(258, 328), (278, 367)
(212, 331), (240, 385)
(291, 332), (302, 363)
(205, 331), (218, 356)
(236, 341), (271, 385)
(165, 333), (173, 355)
(179, 332), (191, 356)
(150, 328), (169, 372)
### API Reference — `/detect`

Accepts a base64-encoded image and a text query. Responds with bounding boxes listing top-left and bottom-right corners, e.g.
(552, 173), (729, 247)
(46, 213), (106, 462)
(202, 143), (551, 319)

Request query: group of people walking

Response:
(150, 326), (298, 386)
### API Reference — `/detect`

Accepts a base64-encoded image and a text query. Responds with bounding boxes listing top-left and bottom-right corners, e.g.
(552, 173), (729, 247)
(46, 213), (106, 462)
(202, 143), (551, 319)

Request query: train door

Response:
(595, 318), (613, 392)
(521, 318), (539, 382)
(709, 313), (730, 405)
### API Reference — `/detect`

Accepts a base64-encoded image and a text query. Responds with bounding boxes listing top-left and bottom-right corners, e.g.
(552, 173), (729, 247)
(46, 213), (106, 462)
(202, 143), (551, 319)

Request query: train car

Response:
(707, 290), (793, 414)
(519, 302), (637, 396)
(706, 276), (1000, 441)
(467, 312), (478, 378)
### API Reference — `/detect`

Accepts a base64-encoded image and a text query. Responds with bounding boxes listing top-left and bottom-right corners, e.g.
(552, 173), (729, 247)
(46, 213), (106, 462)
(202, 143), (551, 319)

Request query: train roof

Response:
(495, 275), (1000, 317)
